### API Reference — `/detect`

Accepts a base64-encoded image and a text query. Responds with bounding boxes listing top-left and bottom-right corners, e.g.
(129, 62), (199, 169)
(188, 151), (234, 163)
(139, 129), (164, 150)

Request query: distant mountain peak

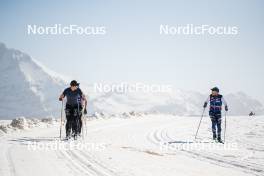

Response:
(0, 43), (263, 119)
(0, 43), (67, 119)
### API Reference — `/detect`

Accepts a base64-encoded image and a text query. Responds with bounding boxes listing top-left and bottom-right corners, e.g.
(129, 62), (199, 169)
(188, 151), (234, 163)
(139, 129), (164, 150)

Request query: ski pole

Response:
(194, 108), (206, 140)
(77, 99), (80, 139)
(81, 110), (84, 139)
(224, 111), (227, 142)
(59, 100), (64, 140)
(84, 114), (87, 136)
(77, 97), (84, 139)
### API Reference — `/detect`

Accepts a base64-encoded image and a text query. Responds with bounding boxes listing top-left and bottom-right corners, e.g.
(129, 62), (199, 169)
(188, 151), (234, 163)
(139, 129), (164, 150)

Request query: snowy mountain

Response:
(225, 92), (264, 115)
(89, 89), (204, 115)
(89, 89), (264, 116)
(0, 43), (67, 119)
(0, 43), (263, 119)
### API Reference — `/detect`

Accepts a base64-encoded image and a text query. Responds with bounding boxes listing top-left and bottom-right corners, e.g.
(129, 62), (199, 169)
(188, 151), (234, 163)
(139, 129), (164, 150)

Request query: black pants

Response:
(65, 104), (82, 137)
(210, 113), (222, 138)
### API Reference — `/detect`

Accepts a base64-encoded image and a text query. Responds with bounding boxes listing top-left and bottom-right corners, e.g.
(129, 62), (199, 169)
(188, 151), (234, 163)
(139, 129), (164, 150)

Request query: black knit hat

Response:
(70, 80), (79, 86)
(211, 87), (219, 92)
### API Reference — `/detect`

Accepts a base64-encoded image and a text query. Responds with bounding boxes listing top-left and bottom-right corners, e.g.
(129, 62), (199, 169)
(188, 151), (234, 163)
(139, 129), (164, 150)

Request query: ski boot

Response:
(73, 134), (78, 140)
(65, 131), (71, 140)
(77, 132), (81, 137)
(217, 136), (224, 143)
(213, 133), (217, 141)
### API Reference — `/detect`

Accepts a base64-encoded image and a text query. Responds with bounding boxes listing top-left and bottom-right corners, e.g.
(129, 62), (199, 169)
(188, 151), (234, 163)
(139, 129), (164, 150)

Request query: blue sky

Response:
(0, 0), (264, 101)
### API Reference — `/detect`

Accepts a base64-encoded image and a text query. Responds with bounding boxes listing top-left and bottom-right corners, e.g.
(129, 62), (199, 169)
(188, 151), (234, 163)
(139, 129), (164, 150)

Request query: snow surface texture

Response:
(0, 114), (263, 176)
(0, 42), (263, 119)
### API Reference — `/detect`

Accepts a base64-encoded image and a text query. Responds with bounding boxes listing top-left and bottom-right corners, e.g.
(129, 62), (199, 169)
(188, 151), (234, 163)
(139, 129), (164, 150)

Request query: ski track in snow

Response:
(58, 149), (117, 176)
(6, 146), (16, 176)
(146, 122), (263, 176)
(0, 115), (264, 176)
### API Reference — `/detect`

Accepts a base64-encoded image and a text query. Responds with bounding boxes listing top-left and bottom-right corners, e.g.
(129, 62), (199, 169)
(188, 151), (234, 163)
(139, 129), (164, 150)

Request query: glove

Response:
(225, 106), (228, 111)
(203, 102), (207, 108)
(84, 108), (87, 115)
(59, 97), (63, 101)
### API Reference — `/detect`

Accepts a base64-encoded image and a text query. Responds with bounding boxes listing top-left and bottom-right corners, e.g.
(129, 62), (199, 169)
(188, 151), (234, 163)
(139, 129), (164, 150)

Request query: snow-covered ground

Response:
(0, 114), (263, 176)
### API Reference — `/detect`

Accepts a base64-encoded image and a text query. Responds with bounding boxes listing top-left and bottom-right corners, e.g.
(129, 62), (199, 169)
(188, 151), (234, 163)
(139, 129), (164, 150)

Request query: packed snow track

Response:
(0, 115), (263, 176)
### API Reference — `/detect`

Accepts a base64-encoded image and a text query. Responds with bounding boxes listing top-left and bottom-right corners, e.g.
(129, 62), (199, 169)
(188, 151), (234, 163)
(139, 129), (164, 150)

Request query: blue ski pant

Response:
(210, 113), (222, 136)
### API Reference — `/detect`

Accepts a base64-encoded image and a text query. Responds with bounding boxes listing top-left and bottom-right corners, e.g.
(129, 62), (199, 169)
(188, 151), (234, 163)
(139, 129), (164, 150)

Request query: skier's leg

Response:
(65, 108), (72, 138)
(72, 108), (78, 138)
(216, 114), (222, 140)
(210, 115), (217, 139)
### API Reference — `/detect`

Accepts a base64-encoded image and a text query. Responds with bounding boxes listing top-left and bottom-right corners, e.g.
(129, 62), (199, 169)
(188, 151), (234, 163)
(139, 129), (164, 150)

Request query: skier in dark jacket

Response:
(203, 87), (228, 143)
(59, 80), (87, 139)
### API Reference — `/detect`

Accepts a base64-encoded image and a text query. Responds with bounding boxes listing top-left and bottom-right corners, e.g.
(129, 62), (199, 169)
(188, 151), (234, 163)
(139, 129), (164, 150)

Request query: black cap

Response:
(211, 87), (219, 92)
(70, 80), (79, 86)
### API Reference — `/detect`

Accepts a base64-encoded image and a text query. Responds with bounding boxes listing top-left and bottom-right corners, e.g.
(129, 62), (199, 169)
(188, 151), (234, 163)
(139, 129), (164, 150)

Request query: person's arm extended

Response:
(59, 93), (65, 101)
(203, 96), (210, 108)
(59, 88), (67, 101)
(82, 94), (88, 108)
(82, 94), (88, 114)
(222, 97), (228, 111)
